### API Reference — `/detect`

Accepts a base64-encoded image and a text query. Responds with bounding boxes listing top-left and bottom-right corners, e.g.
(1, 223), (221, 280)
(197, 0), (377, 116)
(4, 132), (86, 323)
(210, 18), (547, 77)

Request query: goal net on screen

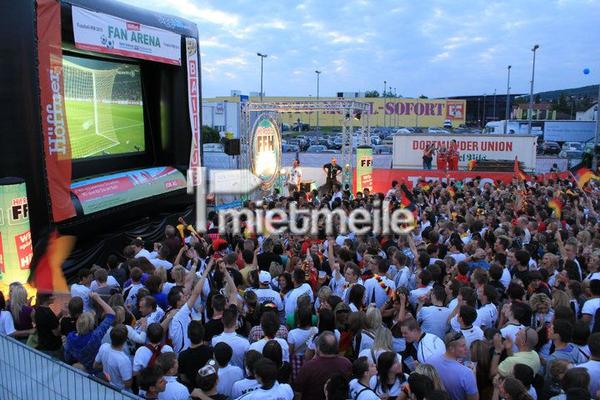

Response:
(62, 58), (119, 142)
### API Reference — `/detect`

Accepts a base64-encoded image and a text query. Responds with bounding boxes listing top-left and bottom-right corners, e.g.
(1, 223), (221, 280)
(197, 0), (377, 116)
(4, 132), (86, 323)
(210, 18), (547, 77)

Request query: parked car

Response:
(559, 149), (584, 159)
(203, 143), (224, 152)
(373, 145), (392, 154)
(395, 128), (411, 135)
(443, 119), (453, 129)
(306, 145), (327, 153)
(541, 141), (561, 155)
(562, 142), (583, 152)
(282, 144), (299, 153)
(322, 149), (338, 154)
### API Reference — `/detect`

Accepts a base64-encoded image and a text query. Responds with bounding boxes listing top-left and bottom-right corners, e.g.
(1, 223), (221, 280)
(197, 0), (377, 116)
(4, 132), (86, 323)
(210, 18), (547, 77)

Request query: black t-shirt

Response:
(204, 318), (224, 342)
(257, 252), (283, 272)
(35, 306), (61, 351)
(178, 345), (213, 391)
(323, 163), (342, 180)
(60, 316), (77, 337)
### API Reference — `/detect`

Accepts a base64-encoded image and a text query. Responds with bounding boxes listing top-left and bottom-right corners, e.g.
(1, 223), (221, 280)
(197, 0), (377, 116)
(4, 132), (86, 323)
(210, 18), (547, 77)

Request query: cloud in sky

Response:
(118, 0), (600, 98)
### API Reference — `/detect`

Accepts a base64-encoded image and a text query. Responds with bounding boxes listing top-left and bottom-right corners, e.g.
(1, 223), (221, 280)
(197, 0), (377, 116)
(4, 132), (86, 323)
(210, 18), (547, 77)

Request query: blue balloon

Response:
(583, 68), (590, 75)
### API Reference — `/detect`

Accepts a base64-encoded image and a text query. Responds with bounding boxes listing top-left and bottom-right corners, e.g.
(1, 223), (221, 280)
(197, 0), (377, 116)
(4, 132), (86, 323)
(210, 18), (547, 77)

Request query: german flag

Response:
(548, 198), (563, 219)
(27, 228), (76, 294)
(467, 160), (477, 171)
(514, 157), (528, 181)
(572, 166), (595, 189)
(418, 180), (431, 192)
(447, 186), (456, 198)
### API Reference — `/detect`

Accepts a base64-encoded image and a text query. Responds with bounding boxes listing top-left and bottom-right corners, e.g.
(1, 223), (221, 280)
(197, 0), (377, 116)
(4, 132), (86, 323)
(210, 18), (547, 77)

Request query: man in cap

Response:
(251, 271), (284, 315)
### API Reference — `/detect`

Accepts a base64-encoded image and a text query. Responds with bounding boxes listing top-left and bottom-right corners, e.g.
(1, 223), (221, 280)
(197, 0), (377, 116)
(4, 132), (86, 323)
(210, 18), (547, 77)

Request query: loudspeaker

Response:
(224, 139), (240, 155)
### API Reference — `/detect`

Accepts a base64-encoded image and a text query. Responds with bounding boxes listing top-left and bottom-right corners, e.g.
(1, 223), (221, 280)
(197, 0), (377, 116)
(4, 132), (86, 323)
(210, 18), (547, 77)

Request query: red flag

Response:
(514, 157), (528, 181)
(28, 229), (75, 293)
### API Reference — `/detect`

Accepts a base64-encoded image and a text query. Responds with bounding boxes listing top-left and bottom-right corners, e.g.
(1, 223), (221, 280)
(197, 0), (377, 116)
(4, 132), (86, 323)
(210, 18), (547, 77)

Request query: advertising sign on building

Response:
(356, 147), (373, 193)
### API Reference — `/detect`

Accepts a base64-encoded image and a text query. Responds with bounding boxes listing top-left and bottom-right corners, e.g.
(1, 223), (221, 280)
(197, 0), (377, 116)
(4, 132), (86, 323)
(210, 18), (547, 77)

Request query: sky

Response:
(119, 0), (600, 99)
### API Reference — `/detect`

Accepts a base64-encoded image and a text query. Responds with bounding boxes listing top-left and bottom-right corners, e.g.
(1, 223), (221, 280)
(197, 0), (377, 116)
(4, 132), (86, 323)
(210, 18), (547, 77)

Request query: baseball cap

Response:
(198, 360), (217, 377)
(259, 271), (272, 284)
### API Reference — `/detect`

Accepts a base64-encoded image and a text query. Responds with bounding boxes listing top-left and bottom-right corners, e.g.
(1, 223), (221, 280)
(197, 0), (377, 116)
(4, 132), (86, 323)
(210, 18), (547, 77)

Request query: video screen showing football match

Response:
(63, 55), (145, 159)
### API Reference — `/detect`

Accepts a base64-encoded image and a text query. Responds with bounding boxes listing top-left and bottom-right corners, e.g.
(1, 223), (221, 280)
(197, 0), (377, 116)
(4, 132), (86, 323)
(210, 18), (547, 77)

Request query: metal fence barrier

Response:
(0, 335), (140, 400)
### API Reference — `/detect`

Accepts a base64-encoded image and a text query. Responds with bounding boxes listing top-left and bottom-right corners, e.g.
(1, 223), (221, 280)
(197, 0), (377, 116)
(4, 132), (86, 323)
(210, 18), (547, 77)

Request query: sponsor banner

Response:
(251, 114), (282, 190)
(0, 180), (32, 284)
(356, 147), (373, 193)
(393, 134), (537, 170)
(71, 167), (186, 215)
(186, 37), (202, 187)
(215, 200), (243, 211)
(544, 121), (596, 142)
(208, 96), (467, 127)
(72, 6), (181, 65)
(36, 0), (76, 222)
(369, 169), (516, 193)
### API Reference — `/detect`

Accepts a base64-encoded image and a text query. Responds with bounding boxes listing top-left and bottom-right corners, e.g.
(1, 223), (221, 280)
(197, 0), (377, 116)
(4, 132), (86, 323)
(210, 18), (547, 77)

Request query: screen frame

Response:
(62, 49), (156, 179)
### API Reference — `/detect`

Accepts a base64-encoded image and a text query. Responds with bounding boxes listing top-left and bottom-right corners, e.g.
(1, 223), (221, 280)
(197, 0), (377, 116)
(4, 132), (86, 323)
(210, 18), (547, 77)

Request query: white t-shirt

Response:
(500, 323), (524, 354)
(162, 282), (176, 296)
(124, 283), (144, 308)
(409, 285), (432, 306)
(450, 253), (467, 263)
(0, 310), (16, 336)
(369, 374), (404, 398)
(159, 375), (189, 400)
(582, 298), (600, 331)
(133, 344), (173, 373)
(252, 287), (284, 311)
(287, 327), (318, 356)
(231, 378), (260, 399)
(217, 364), (244, 398)
(477, 303), (498, 329)
(169, 303), (192, 353)
(500, 268), (512, 289)
(349, 378), (379, 400)
(90, 276), (120, 291)
(364, 276), (396, 308)
(579, 360), (600, 397)
(150, 258), (173, 271)
(248, 337), (290, 362)
(70, 283), (92, 312)
(211, 331), (250, 369)
(394, 266), (412, 289)
(284, 283), (313, 317)
(415, 333), (446, 363)
(94, 343), (132, 390)
(135, 248), (152, 259)
(236, 382), (294, 400)
(461, 326), (485, 351)
(417, 305), (451, 339)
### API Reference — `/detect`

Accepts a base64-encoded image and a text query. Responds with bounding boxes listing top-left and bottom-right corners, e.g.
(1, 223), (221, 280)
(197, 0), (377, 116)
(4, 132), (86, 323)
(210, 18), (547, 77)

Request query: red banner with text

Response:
(37, 0), (76, 222)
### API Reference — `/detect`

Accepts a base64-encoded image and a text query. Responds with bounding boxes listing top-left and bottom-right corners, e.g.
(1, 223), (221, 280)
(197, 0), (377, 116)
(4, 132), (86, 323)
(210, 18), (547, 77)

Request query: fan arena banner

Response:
(251, 115), (282, 190)
(72, 6), (181, 65)
(36, 0), (76, 222)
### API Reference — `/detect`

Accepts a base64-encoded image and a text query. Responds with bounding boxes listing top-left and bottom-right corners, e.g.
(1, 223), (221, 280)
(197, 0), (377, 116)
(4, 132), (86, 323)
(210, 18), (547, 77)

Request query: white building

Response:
(576, 103), (598, 121)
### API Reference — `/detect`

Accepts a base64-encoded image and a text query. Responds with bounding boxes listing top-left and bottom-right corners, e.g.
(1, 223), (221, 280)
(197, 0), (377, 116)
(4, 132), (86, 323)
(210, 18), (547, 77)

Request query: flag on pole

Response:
(572, 166), (595, 189)
(513, 157), (528, 181)
(547, 198), (563, 219)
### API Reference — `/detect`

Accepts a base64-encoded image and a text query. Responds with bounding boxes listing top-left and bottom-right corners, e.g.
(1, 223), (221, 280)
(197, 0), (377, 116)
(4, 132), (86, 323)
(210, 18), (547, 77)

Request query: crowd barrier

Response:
(0, 335), (140, 400)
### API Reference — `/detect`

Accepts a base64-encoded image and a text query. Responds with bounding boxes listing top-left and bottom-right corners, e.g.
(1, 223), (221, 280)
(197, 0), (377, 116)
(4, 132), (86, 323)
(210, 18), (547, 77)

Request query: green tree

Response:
(365, 90), (380, 97)
(201, 125), (220, 144)
(419, 94), (428, 99)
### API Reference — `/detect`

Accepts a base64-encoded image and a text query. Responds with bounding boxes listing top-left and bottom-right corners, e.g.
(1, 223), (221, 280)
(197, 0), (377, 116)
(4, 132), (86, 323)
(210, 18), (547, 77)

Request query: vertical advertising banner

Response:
(36, 0), (76, 222)
(0, 179), (33, 284)
(186, 37), (202, 188)
(356, 147), (373, 193)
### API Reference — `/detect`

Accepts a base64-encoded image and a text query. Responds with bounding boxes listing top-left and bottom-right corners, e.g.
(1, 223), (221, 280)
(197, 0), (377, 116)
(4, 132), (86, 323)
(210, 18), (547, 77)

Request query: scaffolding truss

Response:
(239, 100), (371, 192)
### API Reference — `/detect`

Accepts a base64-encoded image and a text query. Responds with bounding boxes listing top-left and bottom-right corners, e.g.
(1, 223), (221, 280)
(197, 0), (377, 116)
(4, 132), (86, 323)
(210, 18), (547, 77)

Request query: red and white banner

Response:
(72, 6), (181, 65)
(186, 37), (202, 186)
(393, 134), (537, 170)
(36, 0), (76, 222)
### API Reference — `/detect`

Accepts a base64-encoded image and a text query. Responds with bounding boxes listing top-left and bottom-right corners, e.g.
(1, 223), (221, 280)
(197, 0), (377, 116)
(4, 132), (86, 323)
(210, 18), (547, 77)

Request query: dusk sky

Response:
(120, 0), (600, 99)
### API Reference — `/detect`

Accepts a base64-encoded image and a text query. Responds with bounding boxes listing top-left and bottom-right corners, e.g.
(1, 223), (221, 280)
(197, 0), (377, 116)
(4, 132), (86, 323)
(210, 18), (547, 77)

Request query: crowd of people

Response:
(1, 173), (599, 400)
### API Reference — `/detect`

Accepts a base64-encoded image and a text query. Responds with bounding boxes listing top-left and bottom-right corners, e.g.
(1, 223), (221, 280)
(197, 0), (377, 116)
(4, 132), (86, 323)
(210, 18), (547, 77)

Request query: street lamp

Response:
(483, 93), (487, 127)
(504, 65), (512, 134)
(315, 70), (321, 131)
(257, 52), (267, 102)
(493, 89), (497, 120)
(383, 80), (387, 128)
(528, 44), (540, 135)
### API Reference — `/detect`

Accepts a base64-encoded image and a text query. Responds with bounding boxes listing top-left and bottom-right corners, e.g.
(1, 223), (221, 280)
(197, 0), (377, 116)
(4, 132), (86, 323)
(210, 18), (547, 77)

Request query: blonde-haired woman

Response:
(100, 305), (146, 355)
(8, 282), (35, 340)
(358, 326), (393, 363)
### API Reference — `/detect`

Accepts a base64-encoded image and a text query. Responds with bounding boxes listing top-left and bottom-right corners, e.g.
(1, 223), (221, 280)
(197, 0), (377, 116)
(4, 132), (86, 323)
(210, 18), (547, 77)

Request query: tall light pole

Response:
(493, 89), (497, 120)
(483, 93), (487, 127)
(257, 52), (267, 102)
(593, 81), (600, 170)
(383, 80), (387, 128)
(315, 70), (321, 131)
(504, 65), (512, 134)
(528, 44), (540, 135)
